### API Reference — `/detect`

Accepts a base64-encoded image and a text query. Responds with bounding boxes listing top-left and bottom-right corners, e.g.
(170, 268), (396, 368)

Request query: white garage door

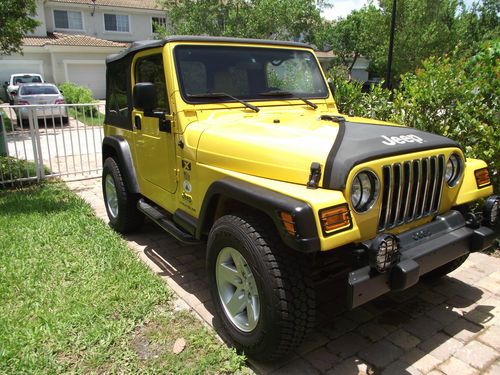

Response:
(0, 60), (44, 100)
(66, 63), (106, 99)
(0, 60), (44, 84)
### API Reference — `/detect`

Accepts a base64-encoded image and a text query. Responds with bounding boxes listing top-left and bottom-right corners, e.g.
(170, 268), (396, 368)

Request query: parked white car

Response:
(14, 83), (68, 126)
(4, 73), (44, 105)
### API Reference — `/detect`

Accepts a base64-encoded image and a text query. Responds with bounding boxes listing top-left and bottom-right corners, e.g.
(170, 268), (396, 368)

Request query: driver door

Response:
(132, 52), (177, 196)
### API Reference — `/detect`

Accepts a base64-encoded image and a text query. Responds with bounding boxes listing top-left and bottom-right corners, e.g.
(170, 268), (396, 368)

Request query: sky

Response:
(322, 0), (480, 20)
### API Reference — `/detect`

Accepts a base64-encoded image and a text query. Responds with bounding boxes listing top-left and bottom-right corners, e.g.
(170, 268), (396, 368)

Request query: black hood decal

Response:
(322, 121), (460, 190)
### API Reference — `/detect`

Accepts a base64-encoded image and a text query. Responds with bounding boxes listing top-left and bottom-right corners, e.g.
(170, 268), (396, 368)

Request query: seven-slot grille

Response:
(378, 154), (445, 231)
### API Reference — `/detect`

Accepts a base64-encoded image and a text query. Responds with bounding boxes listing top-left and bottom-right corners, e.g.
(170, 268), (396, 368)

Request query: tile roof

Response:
(48, 0), (161, 10)
(23, 32), (128, 48)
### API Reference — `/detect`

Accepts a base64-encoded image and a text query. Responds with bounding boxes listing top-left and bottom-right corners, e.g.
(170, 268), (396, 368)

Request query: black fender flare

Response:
(197, 178), (320, 253)
(102, 136), (140, 194)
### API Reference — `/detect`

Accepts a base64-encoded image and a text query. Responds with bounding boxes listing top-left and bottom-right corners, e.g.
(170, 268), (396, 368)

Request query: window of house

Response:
(135, 54), (169, 112)
(152, 17), (167, 33)
(54, 10), (83, 30)
(104, 14), (130, 32)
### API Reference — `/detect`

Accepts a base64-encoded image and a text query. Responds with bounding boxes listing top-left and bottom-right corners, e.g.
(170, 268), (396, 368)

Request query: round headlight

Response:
(350, 170), (379, 212)
(446, 153), (463, 187)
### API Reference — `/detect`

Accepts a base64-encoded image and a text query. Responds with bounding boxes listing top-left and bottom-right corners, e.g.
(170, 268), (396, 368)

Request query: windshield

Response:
(20, 85), (59, 95)
(174, 45), (328, 103)
(13, 75), (42, 84)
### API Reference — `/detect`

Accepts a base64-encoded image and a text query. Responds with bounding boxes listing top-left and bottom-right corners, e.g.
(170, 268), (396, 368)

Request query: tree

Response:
(456, 0), (500, 55)
(318, 0), (471, 82)
(157, 0), (328, 42)
(0, 0), (39, 55)
(377, 0), (462, 80)
(313, 5), (383, 71)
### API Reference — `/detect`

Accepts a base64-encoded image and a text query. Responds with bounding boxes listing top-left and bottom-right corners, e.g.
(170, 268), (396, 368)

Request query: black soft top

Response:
(106, 35), (312, 64)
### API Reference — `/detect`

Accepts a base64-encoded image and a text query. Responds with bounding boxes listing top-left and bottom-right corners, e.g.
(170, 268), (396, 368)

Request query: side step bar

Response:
(137, 199), (200, 245)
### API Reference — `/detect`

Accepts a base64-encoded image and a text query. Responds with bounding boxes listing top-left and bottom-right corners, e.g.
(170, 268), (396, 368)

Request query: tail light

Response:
(17, 100), (29, 105)
(55, 99), (65, 104)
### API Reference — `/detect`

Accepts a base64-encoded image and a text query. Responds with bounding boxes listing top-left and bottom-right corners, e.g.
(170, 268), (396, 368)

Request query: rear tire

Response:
(102, 157), (143, 233)
(422, 253), (469, 280)
(207, 214), (315, 361)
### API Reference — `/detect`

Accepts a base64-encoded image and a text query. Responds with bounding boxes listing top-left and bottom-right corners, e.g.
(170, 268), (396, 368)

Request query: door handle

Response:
(134, 115), (142, 130)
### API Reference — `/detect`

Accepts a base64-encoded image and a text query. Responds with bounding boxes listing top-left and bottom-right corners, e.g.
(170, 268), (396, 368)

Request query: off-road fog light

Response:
(483, 195), (499, 226)
(369, 234), (400, 273)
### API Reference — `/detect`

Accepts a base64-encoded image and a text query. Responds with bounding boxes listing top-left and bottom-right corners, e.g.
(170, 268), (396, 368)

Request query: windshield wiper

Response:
(258, 90), (318, 110)
(187, 92), (260, 113)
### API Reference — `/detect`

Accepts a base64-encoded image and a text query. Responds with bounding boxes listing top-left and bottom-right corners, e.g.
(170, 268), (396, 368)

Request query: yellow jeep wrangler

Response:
(102, 36), (498, 360)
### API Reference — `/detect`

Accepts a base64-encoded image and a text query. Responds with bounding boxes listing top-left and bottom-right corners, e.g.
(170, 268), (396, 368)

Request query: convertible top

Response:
(106, 35), (312, 64)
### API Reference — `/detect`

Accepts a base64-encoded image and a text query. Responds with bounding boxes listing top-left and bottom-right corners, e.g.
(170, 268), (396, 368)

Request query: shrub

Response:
(0, 156), (51, 188)
(394, 43), (499, 191)
(58, 82), (97, 116)
(326, 41), (499, 191)
(327, 66), (364, 116)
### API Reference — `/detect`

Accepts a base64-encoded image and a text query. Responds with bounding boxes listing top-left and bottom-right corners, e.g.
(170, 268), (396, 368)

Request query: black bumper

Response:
(347, 210), (497, 309)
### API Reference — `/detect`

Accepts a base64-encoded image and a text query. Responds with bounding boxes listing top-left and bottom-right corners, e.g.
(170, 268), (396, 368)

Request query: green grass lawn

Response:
(0, 183), (246, 374)
(68, 108), (103, 127)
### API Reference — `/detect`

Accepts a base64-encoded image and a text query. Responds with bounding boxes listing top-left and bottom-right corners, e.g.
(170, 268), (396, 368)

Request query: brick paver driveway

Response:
(67, 178), (500, 374)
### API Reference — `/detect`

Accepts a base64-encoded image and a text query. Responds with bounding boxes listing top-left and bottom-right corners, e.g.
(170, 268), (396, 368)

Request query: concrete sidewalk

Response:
(67, 178), (500, 375)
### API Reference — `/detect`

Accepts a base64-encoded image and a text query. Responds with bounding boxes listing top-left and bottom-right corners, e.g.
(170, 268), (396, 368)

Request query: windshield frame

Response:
(173, 44), (329, 105)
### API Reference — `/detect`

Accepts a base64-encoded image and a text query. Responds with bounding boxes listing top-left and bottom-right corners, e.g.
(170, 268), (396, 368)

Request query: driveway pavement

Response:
(67, 178), (500, 374)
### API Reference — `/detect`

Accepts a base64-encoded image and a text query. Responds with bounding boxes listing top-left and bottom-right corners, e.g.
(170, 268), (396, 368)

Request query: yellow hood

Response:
(195, 107), (343, 185)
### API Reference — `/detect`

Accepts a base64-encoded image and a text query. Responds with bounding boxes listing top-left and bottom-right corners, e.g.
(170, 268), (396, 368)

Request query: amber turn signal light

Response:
(279, 211), (296, 236)
(319, 204), (352, 234)
(475, 168), (491, 188)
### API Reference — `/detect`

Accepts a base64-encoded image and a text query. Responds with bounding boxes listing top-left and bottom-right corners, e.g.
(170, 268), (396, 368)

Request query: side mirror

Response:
(133, 82), (157, 113)
(4, 81), (8, 86)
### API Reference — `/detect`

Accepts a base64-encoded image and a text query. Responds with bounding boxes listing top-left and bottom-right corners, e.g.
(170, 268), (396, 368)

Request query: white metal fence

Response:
(0, 103), (105, 186)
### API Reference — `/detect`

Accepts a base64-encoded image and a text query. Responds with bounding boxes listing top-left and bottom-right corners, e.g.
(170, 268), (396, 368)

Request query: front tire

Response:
(102, 157), (143, 233)
(207, 214), (315, 361)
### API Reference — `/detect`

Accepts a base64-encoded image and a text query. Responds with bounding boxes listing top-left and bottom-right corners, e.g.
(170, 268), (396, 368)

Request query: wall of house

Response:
(44, 3), (165, 42)
(30, 0), (48, 37)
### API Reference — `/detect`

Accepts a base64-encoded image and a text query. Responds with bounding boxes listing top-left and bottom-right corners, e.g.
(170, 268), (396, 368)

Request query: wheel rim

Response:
(216, 247), (260, 332)
(105, 174), (119, 219)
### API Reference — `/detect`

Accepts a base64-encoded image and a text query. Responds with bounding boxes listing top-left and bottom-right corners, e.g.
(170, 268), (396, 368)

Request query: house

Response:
(1, 0), (166, 99)
(315, 50), (370, 82)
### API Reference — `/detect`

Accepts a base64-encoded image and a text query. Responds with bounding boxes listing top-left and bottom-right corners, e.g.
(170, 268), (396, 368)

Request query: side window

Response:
(135, 54), (169, 113)
(106, 59), (131, 129)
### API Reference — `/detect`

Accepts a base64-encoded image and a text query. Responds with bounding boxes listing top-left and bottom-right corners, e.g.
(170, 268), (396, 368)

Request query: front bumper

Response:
(348, 210), (497, 309)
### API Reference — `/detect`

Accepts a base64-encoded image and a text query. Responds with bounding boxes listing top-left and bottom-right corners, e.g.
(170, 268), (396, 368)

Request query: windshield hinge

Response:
(307, 162), (322, 189)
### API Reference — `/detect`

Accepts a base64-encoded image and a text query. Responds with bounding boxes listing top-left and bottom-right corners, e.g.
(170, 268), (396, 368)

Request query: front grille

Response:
(378, 154), (445, 231)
